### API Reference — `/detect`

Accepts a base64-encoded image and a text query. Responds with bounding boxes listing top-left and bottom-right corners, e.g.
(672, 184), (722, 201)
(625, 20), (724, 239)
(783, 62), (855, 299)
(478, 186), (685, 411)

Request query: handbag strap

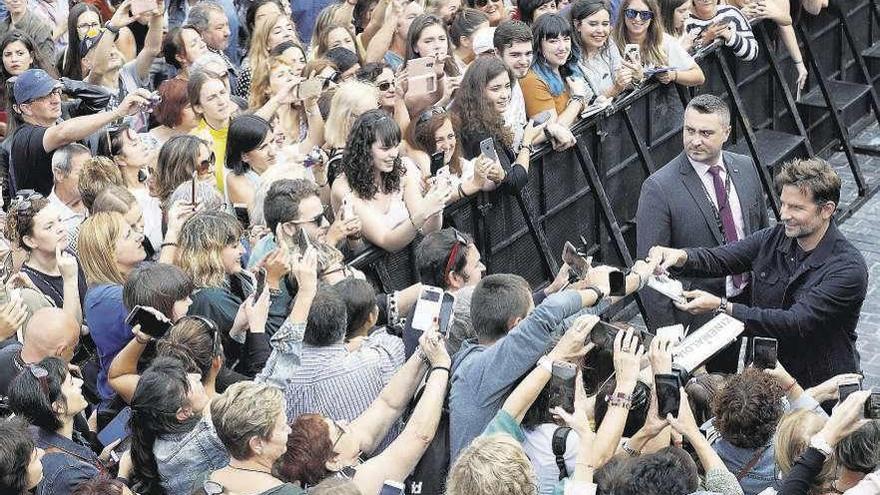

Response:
(552, 426), (572, 481)
(736, 444), (770, 481)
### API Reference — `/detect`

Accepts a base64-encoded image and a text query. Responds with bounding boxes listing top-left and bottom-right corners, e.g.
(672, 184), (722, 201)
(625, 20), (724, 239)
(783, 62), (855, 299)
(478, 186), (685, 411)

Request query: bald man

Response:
(0, 307), (80, 396)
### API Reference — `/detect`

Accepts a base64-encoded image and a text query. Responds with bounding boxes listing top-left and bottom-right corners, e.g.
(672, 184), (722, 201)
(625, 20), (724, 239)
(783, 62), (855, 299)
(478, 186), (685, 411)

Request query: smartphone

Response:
(479, 137), (498, 163)
(562, 241), (591, 280)
(379, 481), (405, 495)
(254, 268), (266, 298)
(411, 286), (444, 333)
(97, 406), (132, 447)
(656, 324), (685, 342)
(124, 305), (172, 338)
(838, 378), (862, 404)
(296, 228), (311, 253)
(190, 171), (198, 205)
(531, 110), (553, 126)
(608, 270), (626, 297)
(437, 292), (455, 337)
(341, 195), (355, 221)
(130, 0), (157, 16)
(298, 78), (323, 100)
(232, 203), (250, 229)
(549, 361), (578, 413)
(407, 57), (437, 95)
(429, 151), (446, 176)
(589, 320), (653, 351)
(303, 147), (323, 168)
(655, 373), (681, 418)
(751, 337), (778, 369)
(865, 392), (880, 420)
(624, 43), (641, 64)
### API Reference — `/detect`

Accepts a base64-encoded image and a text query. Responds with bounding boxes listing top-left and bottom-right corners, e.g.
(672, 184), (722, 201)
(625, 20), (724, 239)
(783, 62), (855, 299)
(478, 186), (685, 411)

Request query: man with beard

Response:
(493, 20), (575, 150)
(649, 158), (868, 389)
(82, 0), (163, 132)
(636, 94), (767, 371)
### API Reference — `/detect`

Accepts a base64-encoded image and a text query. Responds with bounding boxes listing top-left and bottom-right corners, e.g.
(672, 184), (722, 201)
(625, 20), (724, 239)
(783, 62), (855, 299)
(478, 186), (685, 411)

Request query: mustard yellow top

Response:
(192, 119), (229, 193)
(520, 70), (571, 119)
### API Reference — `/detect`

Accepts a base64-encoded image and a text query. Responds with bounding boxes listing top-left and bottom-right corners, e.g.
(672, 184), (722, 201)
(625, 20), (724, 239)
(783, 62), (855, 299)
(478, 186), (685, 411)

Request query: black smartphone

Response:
(562, 241), (591, 280)
(865, 391), (880, 419)
(589, 320), (653, 352)
(609, 270), (626, 296)
(254, 268), (266, 298)
(190, 171), (198, 205)
(838, 379), (862, 404)
(751, 337), (778, 369)
(655, 373), (681, 418)
(437, 292), (455, 337)
(124, 305), (171, 338)
(430, 151), (445, 176)
(549, 361), (578, 413)
(233, 203), (250, 229)
(97, 406), (132, 447)
(296, 228), (311, 253)
(479, 137), (498, 162)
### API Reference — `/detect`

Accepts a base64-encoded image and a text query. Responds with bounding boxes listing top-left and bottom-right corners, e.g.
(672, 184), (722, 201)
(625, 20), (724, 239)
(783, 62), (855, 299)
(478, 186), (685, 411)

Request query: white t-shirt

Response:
(522, 424), (582, 495)
(661, 33), (697, 69)
(505, 82), (528, 150)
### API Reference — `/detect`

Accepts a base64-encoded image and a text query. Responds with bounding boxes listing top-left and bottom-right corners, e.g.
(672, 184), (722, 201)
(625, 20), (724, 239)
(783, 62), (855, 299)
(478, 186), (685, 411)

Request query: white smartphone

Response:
(411, 286), (444, 333)
(379, 480), (405, 495)
(624, 43), (641, 64)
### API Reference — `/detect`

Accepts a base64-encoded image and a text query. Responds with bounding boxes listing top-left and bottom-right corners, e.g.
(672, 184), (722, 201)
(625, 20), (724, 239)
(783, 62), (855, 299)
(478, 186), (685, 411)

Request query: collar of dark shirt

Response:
(776, 219), (841, 268)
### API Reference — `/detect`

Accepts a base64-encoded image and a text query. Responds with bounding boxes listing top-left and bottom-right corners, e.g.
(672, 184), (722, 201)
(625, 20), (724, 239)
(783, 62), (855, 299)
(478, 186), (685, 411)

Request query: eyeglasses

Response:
(197, 152), (216, 174)
(624, 8), (654, 21)
(331, 419), (350, 450)
(376, 81), (393, 92)
(28, 365), (50, 396)
(417, 106), (447, 126)
(287, 211), (328, 227)
(27, 88), (62, 104)
(443, 229), (469, 281)
(11, 189), (43, 212)
(77, 21), (100, 31)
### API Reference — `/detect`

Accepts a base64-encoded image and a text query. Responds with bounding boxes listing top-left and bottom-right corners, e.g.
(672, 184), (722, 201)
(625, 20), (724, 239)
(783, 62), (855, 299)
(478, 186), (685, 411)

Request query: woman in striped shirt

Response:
(684, 0), (758, 61)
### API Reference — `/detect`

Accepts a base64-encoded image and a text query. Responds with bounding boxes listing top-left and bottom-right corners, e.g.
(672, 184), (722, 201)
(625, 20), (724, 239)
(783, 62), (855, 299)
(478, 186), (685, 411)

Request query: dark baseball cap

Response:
(12, 69), (62, 105)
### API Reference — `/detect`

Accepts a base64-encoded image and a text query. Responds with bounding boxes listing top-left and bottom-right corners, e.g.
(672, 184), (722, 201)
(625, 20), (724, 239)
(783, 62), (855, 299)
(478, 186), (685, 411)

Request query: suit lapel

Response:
(723, 152), (752, 234)
(678, 154), (725, 245)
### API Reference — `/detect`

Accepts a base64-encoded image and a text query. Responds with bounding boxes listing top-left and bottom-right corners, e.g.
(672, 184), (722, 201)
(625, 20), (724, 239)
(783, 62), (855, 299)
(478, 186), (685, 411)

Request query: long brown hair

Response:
(613, 0), (667, 66)
(449, 56), (513, 150)
(406, 110), (464, 176)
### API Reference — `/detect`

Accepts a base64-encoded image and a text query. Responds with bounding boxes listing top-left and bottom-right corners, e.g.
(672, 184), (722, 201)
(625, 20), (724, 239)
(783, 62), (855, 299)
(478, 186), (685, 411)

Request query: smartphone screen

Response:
(865, 392), (880, 419)
(655, 373), (681, 418)
(479, 137), (498, 162)
(838, 381), (861, 403)
(549, 362), (577, 413)
(233, 204), (250, 229)
(437, 292), (455, 337)
(97, 406), (132, 447)
(124, 305), (171, 338)
(751, 337), (778, 369)
(430, 151), (445, 176)
(254, 269), (266, 298)
(379, 481), (405, 495)
(411, 286), (444, 333)
(608, 270), (626, 296)
(562, 241), (590, 279)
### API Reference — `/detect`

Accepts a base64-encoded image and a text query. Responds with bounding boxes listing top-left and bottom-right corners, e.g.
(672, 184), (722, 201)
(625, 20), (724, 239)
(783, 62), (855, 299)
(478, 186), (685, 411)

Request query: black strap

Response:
(735, 444), (770, 481)
(552, 426), (572, 480)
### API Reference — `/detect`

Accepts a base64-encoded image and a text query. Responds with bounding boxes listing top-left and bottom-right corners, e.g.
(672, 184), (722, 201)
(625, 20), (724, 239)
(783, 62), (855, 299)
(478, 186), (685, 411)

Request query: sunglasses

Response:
(180, 315), (222, 355)
(417, 106), (447, 126)
(443, 229), (469, 280)
(197, 152), (217, 174)
(376, 81), (393, 92)
(288, 211), (328, 227)
(624, 8), (654, 21)
(28, 365), (50, 396)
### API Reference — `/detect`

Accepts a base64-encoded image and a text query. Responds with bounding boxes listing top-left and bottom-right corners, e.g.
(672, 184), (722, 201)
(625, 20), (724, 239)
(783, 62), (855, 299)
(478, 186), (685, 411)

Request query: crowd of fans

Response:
(0, 0), (876, 494)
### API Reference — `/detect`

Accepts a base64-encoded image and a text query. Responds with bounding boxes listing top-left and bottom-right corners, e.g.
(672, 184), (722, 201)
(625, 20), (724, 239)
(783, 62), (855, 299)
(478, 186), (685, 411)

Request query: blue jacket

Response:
(85, 284), (132, 404)
(32, 426), (102, 495)
(680, 222), (868, 388)
(448, 291), (583, 462)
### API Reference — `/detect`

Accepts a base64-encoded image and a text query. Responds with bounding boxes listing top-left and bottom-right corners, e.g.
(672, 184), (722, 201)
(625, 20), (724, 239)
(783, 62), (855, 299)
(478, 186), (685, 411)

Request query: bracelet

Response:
(409, 216), (424, 235)
(583, 285), (606, 302)
(537, 355), (554, 373)
(793, 59), (804, 65)
(633, 271), (646, 290)
(716, 296), (728, 314)
(605, 391), (633, 409)
(622, 440), (641, 457)
(430, 366), (451, 376)
(104, 21), (121, 35)
(161, 242), (177, 248)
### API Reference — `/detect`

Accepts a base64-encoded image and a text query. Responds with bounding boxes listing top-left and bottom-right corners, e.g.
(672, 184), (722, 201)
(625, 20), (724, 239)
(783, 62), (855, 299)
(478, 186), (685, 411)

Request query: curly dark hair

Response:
(449, 56), (514, 151)
(618, 447), (699, 495)
(5, 194), (50, 252)
(712, 368), (784, 449)
(0, 416), (36, 495)
(342, 109), (405, 200)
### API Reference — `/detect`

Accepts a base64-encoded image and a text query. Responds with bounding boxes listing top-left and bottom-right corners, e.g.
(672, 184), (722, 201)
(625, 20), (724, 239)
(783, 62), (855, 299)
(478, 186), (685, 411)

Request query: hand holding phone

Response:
(751, 337), (778, 369)
(562, 241), (591, 280)
(429, 150), (446, 176)
(97, 406), (132, 448)
(479, 137), (499, 163)
(838, 378), (862, 404)
(608, 270), (626, 296)
(124, 305), (172, 338)
(411, 286), (444, 333)
(549, 361), (578, 413)
(655, 373), (681, 418)
(407, 57), (438, 96)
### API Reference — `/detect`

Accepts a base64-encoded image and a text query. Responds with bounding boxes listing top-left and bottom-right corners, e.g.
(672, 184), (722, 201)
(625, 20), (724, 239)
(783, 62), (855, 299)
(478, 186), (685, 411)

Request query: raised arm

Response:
(108, 326), (151, 403)
(134, 8), (165, 81)
(57, 247), (82, 324)
(43, 89), (152, 152)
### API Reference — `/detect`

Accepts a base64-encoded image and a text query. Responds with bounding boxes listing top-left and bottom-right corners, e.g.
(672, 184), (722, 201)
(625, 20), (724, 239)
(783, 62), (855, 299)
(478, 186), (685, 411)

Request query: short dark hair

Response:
(493, 20), (533, 53)
(226, 114), (272, 176)
(518, 0), (555, 23)
(618, 447), (700, 495)
(72, 477), (127, 495)
(8, 357), (69, 431)
(304, 284), (348, 346)
(712, 368), (784, 449)
(163, 27), (186, 69)
(450, 8), (489, 48)
(334, 278), (377, 339)
(685, 93), (730, 127)
(123, 263), (194, 319)
(0, 416), (35, 495)
(836, 420), (880, 474)
(775, 158), (842, 207)
(470, 274), (532, 342)
(416, 228), (474, 289)
(263, 179), (320, 232)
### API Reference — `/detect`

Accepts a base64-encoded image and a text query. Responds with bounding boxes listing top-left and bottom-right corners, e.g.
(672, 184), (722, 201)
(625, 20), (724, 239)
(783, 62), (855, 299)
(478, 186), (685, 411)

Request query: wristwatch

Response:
(537, 355), (554, 373)
(104, 21), (121, 35)
(583, 285), (606, 302)
(716, 296), (728, 314)
(809, 435), (833, 457)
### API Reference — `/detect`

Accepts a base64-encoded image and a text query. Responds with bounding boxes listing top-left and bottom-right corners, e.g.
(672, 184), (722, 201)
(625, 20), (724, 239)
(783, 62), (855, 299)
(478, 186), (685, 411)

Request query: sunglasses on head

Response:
(417, 106), (447, 126)
(624, 8), (654, 21)
(27, 365), (50, 396)
(443, 228), (469, 280)
(11, 189), (43, 212)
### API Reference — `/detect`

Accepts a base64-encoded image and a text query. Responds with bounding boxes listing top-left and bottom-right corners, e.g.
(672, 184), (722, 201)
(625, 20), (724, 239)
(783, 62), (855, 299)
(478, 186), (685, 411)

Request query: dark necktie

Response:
(708, 165), (744, 288)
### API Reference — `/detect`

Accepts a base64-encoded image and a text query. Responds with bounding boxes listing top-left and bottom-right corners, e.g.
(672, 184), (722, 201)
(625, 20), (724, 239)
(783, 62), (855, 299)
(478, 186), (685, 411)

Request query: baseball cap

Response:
(12, 69), (62, 105)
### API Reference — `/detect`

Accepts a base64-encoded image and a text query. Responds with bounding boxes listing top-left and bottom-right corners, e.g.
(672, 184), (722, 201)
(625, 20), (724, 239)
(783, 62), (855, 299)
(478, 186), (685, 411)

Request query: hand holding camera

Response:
(814, 390), (873, 447)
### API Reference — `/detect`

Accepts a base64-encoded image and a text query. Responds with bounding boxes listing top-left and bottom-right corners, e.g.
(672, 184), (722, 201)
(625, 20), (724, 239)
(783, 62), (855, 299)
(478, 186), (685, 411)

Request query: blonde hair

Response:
(775, 410), (835, 490)
(324, 80), (378, 148)
(211, 381), (284, 460)
(176, 210), (243, 288)
(78, 212), (128, 286)
(446, 434), (538, 495)
(249, 53), (298, 109)
(249, 14), (299, 91)
(613, 0), (667, 67)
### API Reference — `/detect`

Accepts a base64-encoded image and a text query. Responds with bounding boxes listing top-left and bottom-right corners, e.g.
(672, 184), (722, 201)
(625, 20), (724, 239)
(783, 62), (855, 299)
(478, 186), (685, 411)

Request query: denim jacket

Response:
(32, 426), (101, 495)
(703, 420), (778, 495)
(155, 415), (230, 495)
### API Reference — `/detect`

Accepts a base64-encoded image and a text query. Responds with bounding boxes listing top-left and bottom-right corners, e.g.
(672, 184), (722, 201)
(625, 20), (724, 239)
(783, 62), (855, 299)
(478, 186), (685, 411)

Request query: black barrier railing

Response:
(348, 4), (880, 322)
